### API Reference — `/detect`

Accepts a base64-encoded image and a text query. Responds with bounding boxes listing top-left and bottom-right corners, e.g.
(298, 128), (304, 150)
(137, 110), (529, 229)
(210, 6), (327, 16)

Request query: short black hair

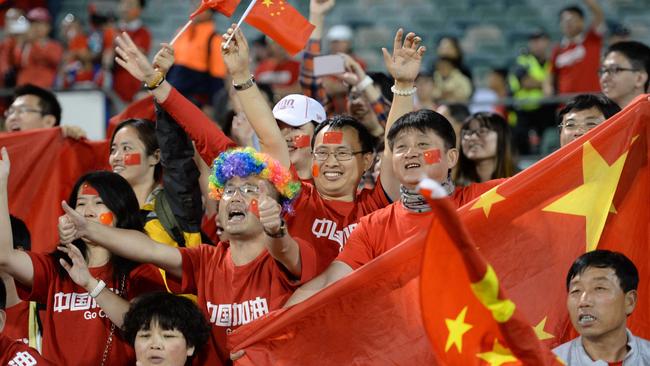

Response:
(446, 103), (470, 124)
(10, 215), (31, 251)
(387, 109), (456, 150)
(566, 250), (639, 293)
(0, 279), (6, 310)
(313, 115), (377, 153)
(122, 292), (210, 355)
(558, 94), (621, 123)
(559, 5), (584, 19)
(605, 41), (650, 91)
(14, 84), (62, 125)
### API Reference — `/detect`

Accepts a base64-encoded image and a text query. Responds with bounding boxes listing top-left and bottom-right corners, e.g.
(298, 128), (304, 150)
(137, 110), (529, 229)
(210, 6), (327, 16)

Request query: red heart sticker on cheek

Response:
(123, 153), (142, 166)
(99, 212), (114, 226)
(423, 149), (441, 165)
(81, 183), (99, 196)
(249, 199), (260, 218)
(311, 163), (319, 178)
(323, 131), (343, 144)
(293, 135), (311, 148)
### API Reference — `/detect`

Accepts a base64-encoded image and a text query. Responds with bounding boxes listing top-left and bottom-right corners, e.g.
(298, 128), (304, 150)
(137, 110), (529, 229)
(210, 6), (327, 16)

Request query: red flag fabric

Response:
(190, 0), (240, 19)
(418, 182), (562, 365)
(106, 95), (156, 139)
(0, 129), (108, 253)
(245, 0), (315, 56)
(226, 95), (649, 364)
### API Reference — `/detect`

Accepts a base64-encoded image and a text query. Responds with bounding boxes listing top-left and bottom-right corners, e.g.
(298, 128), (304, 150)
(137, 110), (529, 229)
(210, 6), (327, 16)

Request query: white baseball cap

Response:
(272, 94), (326, 127)
(326, 25), (353, 42)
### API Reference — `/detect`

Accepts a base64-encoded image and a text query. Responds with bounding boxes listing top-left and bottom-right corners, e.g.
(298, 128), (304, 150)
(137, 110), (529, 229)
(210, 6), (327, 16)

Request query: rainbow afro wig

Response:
(209, 147), (301, 211)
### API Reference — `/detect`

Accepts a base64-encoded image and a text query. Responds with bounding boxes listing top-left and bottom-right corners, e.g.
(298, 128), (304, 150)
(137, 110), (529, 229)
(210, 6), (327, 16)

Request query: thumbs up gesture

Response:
(255, 190), (285, 238)
(58, 201), (90, 243)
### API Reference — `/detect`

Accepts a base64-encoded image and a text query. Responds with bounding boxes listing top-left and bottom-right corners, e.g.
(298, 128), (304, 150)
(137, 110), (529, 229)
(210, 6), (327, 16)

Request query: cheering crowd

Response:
(0, 0), (649, 364)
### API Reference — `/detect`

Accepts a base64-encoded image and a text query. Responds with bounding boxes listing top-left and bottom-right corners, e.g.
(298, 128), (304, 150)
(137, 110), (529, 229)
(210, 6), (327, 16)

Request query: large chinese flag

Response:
(190, 0), (240, 18)
(245, 0), (314, 55)
(418, 179), (562, 365)
(1, 128), (108, 253)
(227, 95), (649, 364)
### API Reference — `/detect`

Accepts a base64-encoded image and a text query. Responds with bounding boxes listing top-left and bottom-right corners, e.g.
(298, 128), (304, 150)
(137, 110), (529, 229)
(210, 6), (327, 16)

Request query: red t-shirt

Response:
(16, 252), (167, 366)
(337, 181), (502, 270)
(286, 177), (391, 273)
(113, 25), (151, 102)
(2, 300), (30, 343)
(169, 241), (318, 365)
(551, 27), (603, 94)
(0, 333), (54, 365)
(14, 39), (64, 88)
(254, 59), (300, 87)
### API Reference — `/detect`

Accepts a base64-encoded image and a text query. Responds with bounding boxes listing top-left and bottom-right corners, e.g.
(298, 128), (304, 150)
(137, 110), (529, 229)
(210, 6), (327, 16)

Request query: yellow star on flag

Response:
(542, 142), (627, 252)
(533, 317), (554, 340)
(262, 0), (273, 7)
(470, 186), (505, 218)
(445, 306), (473, 353)
(476, 339), (518, 366)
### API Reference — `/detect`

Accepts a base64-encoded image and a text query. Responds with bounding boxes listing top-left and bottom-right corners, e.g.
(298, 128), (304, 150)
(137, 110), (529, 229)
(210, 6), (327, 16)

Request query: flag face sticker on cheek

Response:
(81, 184), (99, 196)
(99, 212), (114, 226)
(312, 163), (320, 178)
(293, 135), (311, 148)
(249, 199), (260, 218)
(123, 153), (142, 166)
(323, 131), (343, 145)
(423, 149), (441, 165)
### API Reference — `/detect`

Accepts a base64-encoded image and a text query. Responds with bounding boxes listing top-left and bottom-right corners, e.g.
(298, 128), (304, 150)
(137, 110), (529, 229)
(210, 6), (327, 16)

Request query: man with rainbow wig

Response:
(56, 147), (319, 365)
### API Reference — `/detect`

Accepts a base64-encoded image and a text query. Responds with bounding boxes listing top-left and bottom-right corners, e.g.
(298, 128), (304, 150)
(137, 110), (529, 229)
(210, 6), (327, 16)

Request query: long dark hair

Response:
(110, 119), (162, 182)
(455, 112), (515, 184)
(53, 171), (143, 280)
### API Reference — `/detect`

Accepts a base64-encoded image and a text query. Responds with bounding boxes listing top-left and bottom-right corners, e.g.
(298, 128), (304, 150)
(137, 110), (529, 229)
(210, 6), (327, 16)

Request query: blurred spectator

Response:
(431, 57), (472, 103)
(58, 13), (95, 89)
(12, 7), (63, 88)
(435, 35), (472, 81)
(509, 30), (557, 155)
(3, 84), (61, 132)
(558, 94), (621, 147)
(254, 37), (300, 101)
(455, 112), (516, 185)
(0, 9), (28, 88)
(607, 22), (631, 47)
(550, 0), (605, 94)
(166, 0), (226, 111)
(112, 0), (151, 103)
(249, 35), (270, 73)
(414, 72), (436, 110)
(437, 103), (470, 180)
(599, 41), (650, 109)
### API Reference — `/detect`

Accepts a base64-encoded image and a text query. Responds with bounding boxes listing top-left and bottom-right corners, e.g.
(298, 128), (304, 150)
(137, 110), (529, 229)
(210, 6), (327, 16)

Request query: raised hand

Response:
(310, 0), (335, 16)
(221, 24), (251, 81)
(257, 191), (283, 237)
(335, 53), (366, 86)
(114, 32), (158, 82)
(382, 29), (426, 84)
(0, 147), (10, 184)
(58, 243), (94, 289)
(152, 43), (175, 75)
(60, 201), (90, 241)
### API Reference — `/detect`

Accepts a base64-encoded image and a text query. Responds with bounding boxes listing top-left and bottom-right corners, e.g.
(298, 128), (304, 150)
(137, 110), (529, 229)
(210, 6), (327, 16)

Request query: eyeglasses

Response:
(461, 127), (492, 140)
(558, 121), (600, 132)
(313, 149), (366, 161)
(598, 66), (639, 77)
(222, 183), (261, 198)
(4, 106), (43, 118)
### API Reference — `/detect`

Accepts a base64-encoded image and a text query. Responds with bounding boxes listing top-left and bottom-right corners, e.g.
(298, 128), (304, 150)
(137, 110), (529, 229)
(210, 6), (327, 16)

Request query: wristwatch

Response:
(144, 71), (165, 90)
(233, 75), (256, 91)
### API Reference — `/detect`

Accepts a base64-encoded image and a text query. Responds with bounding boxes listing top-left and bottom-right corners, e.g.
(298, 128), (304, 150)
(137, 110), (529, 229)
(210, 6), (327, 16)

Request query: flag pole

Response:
(170, 19), (194, 46)
(223, 0), (257, 49)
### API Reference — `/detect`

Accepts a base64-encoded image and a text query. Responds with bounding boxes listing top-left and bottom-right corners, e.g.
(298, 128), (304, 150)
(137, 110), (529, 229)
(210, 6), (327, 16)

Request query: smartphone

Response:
(313, 54), (346, 77)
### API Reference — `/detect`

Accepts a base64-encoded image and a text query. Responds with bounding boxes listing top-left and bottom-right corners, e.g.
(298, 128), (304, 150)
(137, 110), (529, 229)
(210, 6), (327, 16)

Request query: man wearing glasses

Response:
(3, 84), (85, 139)
(558, 94), (620, 147)
(600, 41), (650, 109)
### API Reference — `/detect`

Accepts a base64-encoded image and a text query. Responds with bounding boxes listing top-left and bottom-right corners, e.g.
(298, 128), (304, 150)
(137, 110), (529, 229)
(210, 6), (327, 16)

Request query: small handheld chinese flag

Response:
(245, 0), (315, 55)
(190, 0), (240, 19)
